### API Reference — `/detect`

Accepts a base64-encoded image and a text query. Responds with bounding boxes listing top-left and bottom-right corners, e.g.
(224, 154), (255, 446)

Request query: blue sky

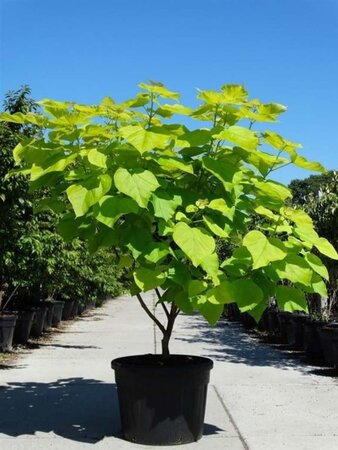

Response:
(1, 0), (337, 184)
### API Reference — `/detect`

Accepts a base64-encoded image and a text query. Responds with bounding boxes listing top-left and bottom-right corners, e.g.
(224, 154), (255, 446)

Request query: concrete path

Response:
(0, 293), (338, 449)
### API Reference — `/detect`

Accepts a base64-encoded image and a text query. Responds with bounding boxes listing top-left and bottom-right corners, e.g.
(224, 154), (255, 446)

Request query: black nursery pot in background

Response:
(0, 313), (17, 351)
(112, 354), (213, 446)
(30, 305), (48, 338)
(13, 310), (36, 344)
(51, 301), (65, 327)
(62, 300), (75, 320)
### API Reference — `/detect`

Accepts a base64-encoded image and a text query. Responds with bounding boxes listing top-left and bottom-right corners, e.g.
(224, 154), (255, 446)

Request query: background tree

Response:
(0, 86), (123, 306)
(290, 170), (338, 318)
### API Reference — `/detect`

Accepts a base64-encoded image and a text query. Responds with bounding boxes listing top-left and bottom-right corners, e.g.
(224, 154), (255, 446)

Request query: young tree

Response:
(2, 82), (337, 356)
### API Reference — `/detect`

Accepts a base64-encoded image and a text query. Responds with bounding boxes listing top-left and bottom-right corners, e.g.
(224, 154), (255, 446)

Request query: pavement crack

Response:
(212, 384), (250, 450)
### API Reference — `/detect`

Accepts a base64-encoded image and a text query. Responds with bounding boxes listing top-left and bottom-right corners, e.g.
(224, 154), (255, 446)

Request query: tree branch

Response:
(136, 293), (166, 334)
(155, 288), (170, 319)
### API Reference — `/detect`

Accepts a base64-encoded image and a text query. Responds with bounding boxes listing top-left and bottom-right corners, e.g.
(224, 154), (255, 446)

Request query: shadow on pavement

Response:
(175, 315), (316, 374)
(0, 378), (120, 443)
(0, 377), (223, 443)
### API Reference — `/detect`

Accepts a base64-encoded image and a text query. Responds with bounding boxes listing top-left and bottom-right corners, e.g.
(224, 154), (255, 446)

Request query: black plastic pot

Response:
(112, 354), (213, 445)
(240, 312), (256, 329)
(30, 306), (48, 338)
(51, 301), (65, 327)
(0, 313), (17, 351)
(43, 303), (55, 331)
(78, 302), (87, 315)
(62, 300), (74, 320)
(267, 309), (279, 335)
(278, 311), (292, 344)
(257, 309), (269, 332)
(71, 299), (79, 317)
(289, 314), (308, 349)
(13, 310), (36, 344)
(303, 320), (326, 362)
(318, 325), (338, 367)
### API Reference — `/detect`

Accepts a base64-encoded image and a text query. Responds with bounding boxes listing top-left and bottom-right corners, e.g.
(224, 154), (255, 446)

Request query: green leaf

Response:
(94, 196), (139, 228)
(272, 255), (313, 285)
(215, 126), (259, 151)
(120, 125), (169, 154)
(133, 267), (166, 291)
(294, 226), (319, 245)
(314, 237), (338, 260)
(138, 81), (180, 100)
(88, 148), (107, 168)
(162, 286), (194, 314)
(176, 129), (211, 147)
(200, 253), (220, 282)
(280, 206), (313, 228)
(220, 84), (248, 103)
(304, 253), (329, 281)
(232, 279), (264, 312)
(114, 168), (160, 208)
(188, 280), (208, 297)
(117, 255), (134, 269)
(203, 215), (229, 238)
(243, 230), (287, 269)
(151, 190), (181, 221)
(66, 174), (112, 217)
(156, 156), (194, 174)
(202, 156), (237, 190)
(254, 180), (292, 205)
(195, 296), (224, 325)
(297, 273), (327, 298)
(276, 286), (308, 313)
(143, 243), (170, 264)
(207, 198), (235, 219)
(207, 281), (234, 304)
(156, 104), (192, 117)
(247, 300), (268, 322)
(173, 222), (215, 267)
(262, 130), (301, 157)
(292, 155), (326, 173)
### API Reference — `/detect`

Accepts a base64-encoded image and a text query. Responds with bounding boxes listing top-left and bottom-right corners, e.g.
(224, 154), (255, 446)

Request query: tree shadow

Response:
(175, 315), (321, 374)
(38, 344), (101, 350)
(0, 377), (223, 443)
(0, 378), (121, 443)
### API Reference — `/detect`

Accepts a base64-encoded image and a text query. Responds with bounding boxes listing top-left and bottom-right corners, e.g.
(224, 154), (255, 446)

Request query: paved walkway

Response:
(0, 293), (338, 449)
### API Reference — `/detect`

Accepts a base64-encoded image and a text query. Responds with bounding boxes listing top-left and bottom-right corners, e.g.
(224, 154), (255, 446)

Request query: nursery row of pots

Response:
(0, 298), (91, 352)
(225, 304), (338, 369)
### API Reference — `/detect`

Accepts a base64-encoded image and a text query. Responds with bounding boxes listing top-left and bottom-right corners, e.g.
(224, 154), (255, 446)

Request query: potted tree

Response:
(2, 82), (337, 444)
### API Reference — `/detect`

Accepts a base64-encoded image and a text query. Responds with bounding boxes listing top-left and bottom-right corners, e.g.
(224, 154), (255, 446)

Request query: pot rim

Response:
(111, 354), (213, 371)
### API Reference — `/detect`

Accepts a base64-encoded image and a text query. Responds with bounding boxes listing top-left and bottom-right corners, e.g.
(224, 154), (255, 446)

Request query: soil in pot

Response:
(30, 306), (48, 338)
(51, 301), (65, 327)
(111, 354), (213, 445)
(318, 324), (338, 367)
(13, 310), (36, 344)
(62, 300), (75, 320)
(0, 313), (17, 352)
(303, 320), (326, 363)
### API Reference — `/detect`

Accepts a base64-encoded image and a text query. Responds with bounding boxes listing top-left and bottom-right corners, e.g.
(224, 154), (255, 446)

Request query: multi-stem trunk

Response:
(136, 291), (179, 360)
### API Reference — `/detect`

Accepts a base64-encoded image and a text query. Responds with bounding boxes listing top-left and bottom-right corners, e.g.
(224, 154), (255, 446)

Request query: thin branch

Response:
(154, 288), (170, 318)
(136, 293), (166, 334)
(161, 302), (170, 319)
(155, 288), (162, 301)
